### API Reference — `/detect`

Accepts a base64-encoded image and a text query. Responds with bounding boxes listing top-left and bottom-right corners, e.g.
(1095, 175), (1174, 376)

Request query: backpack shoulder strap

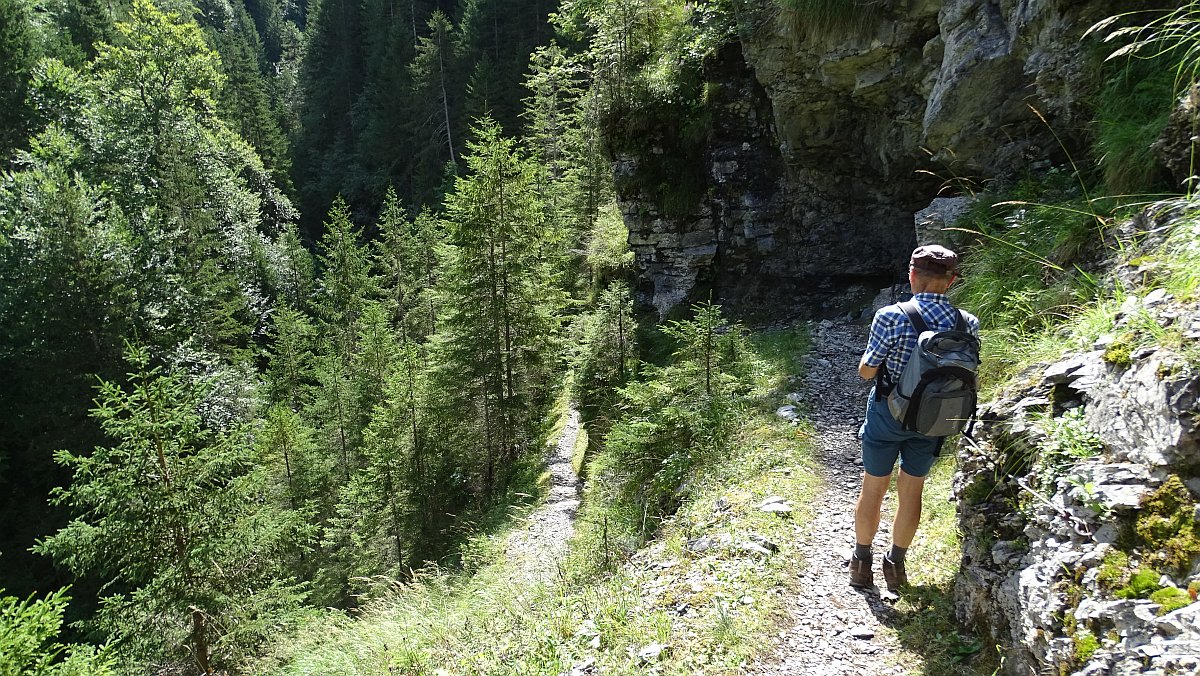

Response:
(898, 299), (929, 334)
(954, 309), (967, 332)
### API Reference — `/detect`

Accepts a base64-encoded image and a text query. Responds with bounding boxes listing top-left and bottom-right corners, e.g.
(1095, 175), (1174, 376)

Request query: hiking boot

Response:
(849, 555), (873, 589)
(881, 555), (907, 591)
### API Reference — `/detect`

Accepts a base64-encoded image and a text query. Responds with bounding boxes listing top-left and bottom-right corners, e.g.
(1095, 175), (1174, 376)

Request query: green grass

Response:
(1092, 62), (1175, 194)
(775, 0), (881, 40)
(887, 456), (999, 675)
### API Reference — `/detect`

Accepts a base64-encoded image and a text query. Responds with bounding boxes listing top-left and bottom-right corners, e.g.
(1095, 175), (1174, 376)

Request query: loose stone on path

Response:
(503, 408), (583, 586)
(748, 316), (916, 676)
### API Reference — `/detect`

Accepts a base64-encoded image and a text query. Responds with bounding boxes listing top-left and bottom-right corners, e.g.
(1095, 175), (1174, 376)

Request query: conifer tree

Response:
(576, 281), (636, 412)
(436, 117), (563, 500)
(374, 188), (443, 340)
(295, 0), (367, 233)
(410, 11), (461, 201)
(37, 344), (309, 671)
(0, 142), (134, 599)
(266, 305), (317, 411)
(0, 587), (115, 674)
(314, 195), (376, 366)
(211, 4), (293, 189)
(0, 0), (39, 164)
(331, 339), (426, 587)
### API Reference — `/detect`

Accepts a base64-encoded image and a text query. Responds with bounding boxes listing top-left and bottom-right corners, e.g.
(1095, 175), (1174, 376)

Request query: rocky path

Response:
(751, 317), (913, 675)
(504, 408), (583, 586)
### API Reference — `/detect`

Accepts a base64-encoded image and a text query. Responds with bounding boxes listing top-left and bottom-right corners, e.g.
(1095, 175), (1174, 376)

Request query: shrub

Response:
(0, 588), (115, 674)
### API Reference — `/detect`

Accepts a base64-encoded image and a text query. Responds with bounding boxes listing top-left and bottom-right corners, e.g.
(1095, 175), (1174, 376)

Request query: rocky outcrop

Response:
(619, 0), (1160, 316)
(953, 202), (1200, 674)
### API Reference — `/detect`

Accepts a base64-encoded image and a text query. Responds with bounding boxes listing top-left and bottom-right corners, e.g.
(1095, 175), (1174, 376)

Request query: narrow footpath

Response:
(504, 408), (583, 586)
(752, 317), (913, 675)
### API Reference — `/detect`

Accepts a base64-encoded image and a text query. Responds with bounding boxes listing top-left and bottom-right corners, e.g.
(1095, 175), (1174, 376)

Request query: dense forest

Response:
(0, 0), (678, 669)
(10, 0), (1194, 671)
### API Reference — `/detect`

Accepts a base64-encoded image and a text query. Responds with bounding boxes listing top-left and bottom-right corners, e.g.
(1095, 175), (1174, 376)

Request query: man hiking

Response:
(850, 244), (979, 591)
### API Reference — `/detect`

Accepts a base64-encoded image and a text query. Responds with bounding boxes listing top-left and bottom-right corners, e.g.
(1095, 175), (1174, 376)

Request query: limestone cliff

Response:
(953, 200), (1200, 674)
(617, 0), (1156, 317)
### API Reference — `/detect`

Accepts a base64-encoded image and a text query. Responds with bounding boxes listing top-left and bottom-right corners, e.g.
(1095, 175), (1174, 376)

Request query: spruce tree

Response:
(436, 117), (562, 501)
(37, 344), (309, 671)
(0, 0), (38, 164)
(314, 195), (376, 367)
(374, 188), (443, 341)
(409, 11), (462, 204)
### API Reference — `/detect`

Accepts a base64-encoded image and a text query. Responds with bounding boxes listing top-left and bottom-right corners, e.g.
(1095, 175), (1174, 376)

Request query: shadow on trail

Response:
(859, 581), (997, 675)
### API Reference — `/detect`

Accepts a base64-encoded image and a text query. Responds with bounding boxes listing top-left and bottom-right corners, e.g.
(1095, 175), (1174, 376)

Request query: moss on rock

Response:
(1135, 475), (1200, 577)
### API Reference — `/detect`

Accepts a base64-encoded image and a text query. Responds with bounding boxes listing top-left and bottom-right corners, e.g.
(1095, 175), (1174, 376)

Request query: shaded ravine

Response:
(503, 408), (583, 586)
(752, 317), (916, 675)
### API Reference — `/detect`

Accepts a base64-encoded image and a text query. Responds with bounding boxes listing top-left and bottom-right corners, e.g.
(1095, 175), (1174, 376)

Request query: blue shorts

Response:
(858, 387), (940, 478)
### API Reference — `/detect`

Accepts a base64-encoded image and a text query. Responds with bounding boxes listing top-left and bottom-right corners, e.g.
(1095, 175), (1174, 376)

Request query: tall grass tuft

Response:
(1088, 4), (1200, 95)
(1088, 5), (1200, 194)
(1093, 63), (1175, 194)
(776, 0), (883, 41)
(948, 175), (1115, 390)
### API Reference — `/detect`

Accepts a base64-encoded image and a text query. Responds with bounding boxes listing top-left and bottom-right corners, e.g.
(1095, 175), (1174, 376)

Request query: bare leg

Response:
(854, 472), (892, 547)
(892, 469), (926, 548)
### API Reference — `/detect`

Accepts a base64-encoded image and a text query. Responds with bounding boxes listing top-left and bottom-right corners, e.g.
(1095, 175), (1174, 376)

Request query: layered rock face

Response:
(954, 203), (1200, 674)
(620, 0), (1147, 316)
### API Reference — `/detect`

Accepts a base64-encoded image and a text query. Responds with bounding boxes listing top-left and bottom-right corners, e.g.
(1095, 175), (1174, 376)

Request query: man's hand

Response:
(858, 355), (878, 381)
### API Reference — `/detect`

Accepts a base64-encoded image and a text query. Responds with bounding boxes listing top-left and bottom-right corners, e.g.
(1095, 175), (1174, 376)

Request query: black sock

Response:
(888, 544), (907, 564)
(853, 543), (872, 561)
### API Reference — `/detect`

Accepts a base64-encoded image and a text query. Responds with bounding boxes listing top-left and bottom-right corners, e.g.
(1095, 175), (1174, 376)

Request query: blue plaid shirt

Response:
(862, 292), (980, 383)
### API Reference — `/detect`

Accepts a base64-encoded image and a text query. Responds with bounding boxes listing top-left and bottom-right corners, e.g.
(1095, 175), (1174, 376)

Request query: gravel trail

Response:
(751, 317), (914, 675)
(504, 408), (583, 585)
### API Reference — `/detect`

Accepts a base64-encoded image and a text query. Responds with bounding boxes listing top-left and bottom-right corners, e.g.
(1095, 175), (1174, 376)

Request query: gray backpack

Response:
(885, 300), (980, 438)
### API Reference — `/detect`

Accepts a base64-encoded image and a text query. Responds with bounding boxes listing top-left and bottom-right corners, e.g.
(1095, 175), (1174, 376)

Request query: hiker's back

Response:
(882, 297), (980, 437)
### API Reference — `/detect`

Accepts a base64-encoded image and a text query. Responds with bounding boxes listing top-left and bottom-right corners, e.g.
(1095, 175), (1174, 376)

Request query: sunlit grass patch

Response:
(889, 456), (1000, 675)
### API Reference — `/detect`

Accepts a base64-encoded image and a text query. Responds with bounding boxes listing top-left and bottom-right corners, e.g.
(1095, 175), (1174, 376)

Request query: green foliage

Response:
(1035, 408), (1104, 479)
(98, 0), (224, 120)
(36, 344), (312, 670)
(425, 116), (567, 506)
(0, 0), (38, 162)
(574, 282), (637, 415)
(0, 587), (115, 675)
(1092, 60), (1175, 194)
(1149, 586), (1193, 614)
(209, 3), (293, 188)
(602, 302), (751, 530)
(1103, 331), (1135, 367)
(263, 321), (821, 675)
(584, 203), (634, 289)
(565, 0), (731, 217)
(373, 190), (444, 341)
(1115, 568), (1162, 599)
(1090, 4), (1200, 97)
(949, 175), (1112, 391)
(1074, 629), (1100, 663)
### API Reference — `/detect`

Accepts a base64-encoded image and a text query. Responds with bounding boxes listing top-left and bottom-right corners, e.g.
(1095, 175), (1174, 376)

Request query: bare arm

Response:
(858, 355), (878, 381)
